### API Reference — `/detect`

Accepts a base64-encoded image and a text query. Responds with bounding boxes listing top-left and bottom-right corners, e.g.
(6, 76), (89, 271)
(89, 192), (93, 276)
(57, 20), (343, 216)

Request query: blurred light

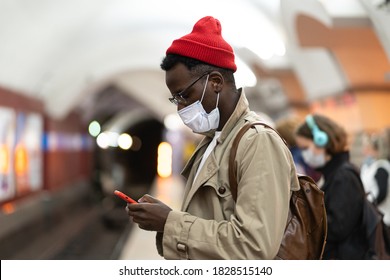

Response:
(157, 142), (172, 178)
(1, 203), (15, 214)
(164, 114), (183, 130)
(96, 132), (109, 149)
(0, 144), (10, 173)
(130, 136), (142, 151)
(118, 133), (133, 150)
(107, 132), (119, 147)
(88, 121), (101, 137)
(97, 131), (121, 148)
(14, 144), (28, 176)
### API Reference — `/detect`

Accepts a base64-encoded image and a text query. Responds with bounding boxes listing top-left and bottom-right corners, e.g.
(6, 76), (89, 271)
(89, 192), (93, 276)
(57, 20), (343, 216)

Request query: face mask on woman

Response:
(178, 75), (220, 133)
(302, 148), (326, 168)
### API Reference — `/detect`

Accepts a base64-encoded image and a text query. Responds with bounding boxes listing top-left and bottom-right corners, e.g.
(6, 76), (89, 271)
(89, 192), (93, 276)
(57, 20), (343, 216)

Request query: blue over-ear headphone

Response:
(305, 115), (328, 147)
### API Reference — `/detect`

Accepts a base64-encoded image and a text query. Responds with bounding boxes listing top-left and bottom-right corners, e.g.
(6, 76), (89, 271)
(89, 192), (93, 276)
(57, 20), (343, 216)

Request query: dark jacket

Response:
(318, 152), (368, 259)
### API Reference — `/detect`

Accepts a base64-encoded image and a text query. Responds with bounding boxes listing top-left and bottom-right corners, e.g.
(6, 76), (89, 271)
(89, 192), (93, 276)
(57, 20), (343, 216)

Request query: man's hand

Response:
(126, 194), (172, 232)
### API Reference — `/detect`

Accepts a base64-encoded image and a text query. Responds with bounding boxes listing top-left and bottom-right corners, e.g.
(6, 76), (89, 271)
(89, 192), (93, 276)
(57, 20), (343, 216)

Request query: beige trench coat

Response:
(157, 89), (300, 259)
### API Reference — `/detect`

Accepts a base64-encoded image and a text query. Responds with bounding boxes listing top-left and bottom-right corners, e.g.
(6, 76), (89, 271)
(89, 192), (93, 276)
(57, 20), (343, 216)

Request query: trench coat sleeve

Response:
(161, 129), (292, 259)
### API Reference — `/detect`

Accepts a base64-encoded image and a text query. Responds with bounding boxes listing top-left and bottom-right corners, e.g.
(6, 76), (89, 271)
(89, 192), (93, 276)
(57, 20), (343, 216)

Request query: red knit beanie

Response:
(166, 16), (237, 72)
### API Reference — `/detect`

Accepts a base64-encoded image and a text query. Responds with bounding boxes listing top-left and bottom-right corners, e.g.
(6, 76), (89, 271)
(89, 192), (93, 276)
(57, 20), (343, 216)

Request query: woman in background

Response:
(295, 114), (367, 259)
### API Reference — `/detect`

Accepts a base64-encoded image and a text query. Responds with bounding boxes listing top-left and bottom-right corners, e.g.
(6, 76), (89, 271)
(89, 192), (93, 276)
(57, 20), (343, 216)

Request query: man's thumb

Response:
(138, 194), (156, 203)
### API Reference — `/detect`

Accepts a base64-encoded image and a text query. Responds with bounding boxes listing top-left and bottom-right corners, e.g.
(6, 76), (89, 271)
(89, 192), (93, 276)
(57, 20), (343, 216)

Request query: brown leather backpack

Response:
(228, 121), (328, 259)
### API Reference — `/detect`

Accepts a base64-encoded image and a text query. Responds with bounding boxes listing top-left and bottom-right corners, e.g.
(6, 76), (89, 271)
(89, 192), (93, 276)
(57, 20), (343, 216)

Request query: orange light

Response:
(0, 144), (10, 173)
(15, 144), (28, 175)
(1, 202), (15, 214)
(157, 142), (172, 178)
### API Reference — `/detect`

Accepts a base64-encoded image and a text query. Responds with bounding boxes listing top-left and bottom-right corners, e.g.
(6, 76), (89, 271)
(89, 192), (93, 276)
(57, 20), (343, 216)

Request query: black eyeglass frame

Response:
(168, 72), (210, 105)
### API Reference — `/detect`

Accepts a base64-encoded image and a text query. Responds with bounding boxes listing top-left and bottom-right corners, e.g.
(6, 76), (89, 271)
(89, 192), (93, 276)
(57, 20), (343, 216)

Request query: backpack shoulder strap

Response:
(342, 162), (366, 195)
(229, 121), (287, 202)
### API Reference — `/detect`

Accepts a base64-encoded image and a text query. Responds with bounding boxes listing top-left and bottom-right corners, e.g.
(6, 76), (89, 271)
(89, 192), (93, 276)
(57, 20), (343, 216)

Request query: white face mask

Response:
(178, 75), (220, 133)
(302, 148), (326, 168)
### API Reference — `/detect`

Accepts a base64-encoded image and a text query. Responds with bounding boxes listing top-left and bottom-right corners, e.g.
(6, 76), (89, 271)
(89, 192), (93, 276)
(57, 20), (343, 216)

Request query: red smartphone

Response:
(114, 190), (138, 204)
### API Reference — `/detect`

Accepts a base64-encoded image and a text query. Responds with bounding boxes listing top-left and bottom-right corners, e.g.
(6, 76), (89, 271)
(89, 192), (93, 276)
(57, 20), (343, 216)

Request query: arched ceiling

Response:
(0, 0), (389, 122)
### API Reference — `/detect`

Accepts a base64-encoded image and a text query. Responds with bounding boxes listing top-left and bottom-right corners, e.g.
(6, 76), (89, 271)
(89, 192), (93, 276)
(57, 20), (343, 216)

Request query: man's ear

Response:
(209, 72), (223, 93)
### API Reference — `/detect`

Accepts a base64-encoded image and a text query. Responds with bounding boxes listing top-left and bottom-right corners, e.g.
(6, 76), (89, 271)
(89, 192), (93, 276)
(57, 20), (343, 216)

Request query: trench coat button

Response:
(218, 186), (226, 194)
(177, 242), (187, 253)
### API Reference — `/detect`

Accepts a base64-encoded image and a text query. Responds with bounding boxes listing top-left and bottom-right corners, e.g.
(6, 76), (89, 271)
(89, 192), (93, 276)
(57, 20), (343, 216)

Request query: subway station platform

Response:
(0, 175), (186, 260)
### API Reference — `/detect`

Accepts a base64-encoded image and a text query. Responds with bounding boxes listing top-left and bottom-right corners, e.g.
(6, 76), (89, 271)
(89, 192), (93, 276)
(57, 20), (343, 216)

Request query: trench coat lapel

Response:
(182, 151), (219, 211)
(180, 137), (210, 205)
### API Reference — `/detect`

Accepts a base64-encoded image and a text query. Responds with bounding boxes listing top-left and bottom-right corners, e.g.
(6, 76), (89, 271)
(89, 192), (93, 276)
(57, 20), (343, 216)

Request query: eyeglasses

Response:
(168, 72), (210, 105)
